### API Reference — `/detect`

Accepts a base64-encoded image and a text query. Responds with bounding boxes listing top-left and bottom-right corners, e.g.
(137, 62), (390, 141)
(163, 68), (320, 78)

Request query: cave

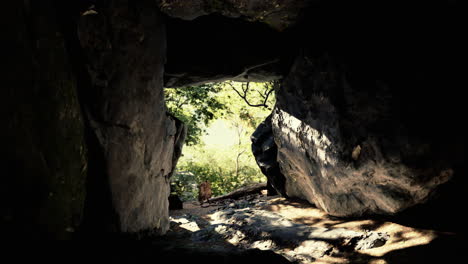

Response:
(1, 0), (465, 263)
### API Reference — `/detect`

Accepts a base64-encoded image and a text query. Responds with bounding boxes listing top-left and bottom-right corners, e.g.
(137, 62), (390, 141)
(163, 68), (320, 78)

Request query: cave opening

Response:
(165, 81), (276, 208)
(3, 0), (465, 263)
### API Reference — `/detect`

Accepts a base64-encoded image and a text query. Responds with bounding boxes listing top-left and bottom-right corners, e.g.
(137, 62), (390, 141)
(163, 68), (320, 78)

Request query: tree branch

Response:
(227, 81), (274, 108)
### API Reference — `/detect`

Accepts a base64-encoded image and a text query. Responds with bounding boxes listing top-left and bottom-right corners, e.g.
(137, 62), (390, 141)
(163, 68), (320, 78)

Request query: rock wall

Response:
(269, 4), (464, 216)
(78, 0), (183, 233)
(251, 115), (287, 196)
(1, 0), (87, 239)
(164, 15), (286, 88)
(157, 0), (311, 31)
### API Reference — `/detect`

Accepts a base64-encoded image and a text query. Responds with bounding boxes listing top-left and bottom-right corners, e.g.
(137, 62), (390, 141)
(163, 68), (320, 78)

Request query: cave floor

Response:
(166, 195), (463, 264)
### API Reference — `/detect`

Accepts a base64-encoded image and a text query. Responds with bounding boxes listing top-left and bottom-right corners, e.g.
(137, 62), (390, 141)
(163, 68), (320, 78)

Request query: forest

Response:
(165, 81), (275, 200)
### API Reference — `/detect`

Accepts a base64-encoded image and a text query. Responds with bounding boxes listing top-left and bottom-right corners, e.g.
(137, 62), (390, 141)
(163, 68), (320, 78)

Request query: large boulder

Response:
(78, 0), (183, 233)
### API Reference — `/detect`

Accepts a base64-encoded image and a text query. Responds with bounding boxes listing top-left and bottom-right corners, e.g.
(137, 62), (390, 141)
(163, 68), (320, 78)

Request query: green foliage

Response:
(166, 81), (276, 201)
(172, 145), (265, 201)
(165, 83), (226, 145)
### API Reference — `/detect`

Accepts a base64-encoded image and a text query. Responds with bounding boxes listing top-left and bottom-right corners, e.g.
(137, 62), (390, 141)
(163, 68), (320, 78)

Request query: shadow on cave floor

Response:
(161, 195), (465, 264)
(32, 194), (462, 264)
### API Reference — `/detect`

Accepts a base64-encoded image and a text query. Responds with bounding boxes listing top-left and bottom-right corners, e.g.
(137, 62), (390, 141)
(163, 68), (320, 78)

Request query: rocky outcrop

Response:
(243, 2), (466, 219)
(251, 115), (287, 196)
(164, 15), (285, 88)
(1, 0), (87, 239)
(78, 0), (183, 233)
(271, 32), (463, 217)
(157, 0), (311, 31)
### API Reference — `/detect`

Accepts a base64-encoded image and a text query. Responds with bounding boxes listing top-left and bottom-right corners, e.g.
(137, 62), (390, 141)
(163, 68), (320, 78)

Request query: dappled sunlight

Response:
(261, 197), (343, 228)
(168, 195), (461, 264)
(170, 214), (203, 232)
(314, 257), (349, 264)
(368, 260), (389, 264)
(256, 197), (449, 263)
(359, 223), (437, 257)
(166, 79), (459, 263)
(275, 109), (336, 166)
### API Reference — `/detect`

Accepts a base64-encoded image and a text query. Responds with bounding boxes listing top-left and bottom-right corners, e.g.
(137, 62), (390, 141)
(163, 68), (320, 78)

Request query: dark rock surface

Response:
(167, 113), (187, 179)
(169, 194), (184, 210)
(157, 0), (311, 31)
(1, 0), (87, 239)
(164, 15), (286, 88)
(77, 0), (182, 233)
(251, 115), (287, 196)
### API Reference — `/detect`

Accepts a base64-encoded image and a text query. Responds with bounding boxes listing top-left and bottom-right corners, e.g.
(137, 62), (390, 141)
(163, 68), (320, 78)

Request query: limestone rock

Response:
(164, 15), (284, 88)
(271, 51), (462, 217)
(78, 0), (183, 233)
(169, 194), (183, 210)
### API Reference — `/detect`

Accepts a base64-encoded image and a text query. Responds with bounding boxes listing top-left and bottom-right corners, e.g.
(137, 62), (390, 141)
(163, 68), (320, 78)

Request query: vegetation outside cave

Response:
(165, 81), (275, 201)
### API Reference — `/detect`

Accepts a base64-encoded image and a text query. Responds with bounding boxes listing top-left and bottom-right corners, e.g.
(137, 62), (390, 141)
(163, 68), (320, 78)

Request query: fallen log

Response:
(208, 182), (267, 203)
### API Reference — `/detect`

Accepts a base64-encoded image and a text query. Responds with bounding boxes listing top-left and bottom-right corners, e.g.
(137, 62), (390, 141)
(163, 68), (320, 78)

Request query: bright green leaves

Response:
(165, 81), (276, 200)
(165, 83), (226, 145)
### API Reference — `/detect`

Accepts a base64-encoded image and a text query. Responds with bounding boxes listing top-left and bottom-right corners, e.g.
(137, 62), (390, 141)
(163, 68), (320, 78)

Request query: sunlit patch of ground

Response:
(170, 201), (218, 219)
(259, 198), (437, 252)
(170, 196), (461, 263)
(256, 197), (458, 263)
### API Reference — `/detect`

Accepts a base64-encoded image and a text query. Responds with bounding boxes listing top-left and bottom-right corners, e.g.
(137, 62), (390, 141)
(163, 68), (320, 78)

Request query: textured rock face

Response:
(78, 0), (183, 233)
(271, 49), (462, 216)
(251, 115), (287, 196)
(1, 0), (87, 239)
(3, 0), (463, 239)
(164, 15), (285, 88)
(241, 2), (464, 218)
(157, 0), (311, 31)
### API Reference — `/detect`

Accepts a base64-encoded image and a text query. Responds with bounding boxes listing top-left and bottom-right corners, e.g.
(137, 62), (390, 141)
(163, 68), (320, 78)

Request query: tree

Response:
(165, 82), (276, 146)
(225, 80), (276, 109)
(165, 83), (226, 145)
(166, 81), (276, 200)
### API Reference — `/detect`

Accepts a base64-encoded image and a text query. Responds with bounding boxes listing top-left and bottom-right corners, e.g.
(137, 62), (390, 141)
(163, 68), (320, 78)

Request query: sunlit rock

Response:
(271, 52), (461, 217)
(78, 0), (184, 233)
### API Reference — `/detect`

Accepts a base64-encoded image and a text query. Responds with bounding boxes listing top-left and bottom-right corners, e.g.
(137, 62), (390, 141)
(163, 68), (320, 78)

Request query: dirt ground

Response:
(170, 195), (464, 264)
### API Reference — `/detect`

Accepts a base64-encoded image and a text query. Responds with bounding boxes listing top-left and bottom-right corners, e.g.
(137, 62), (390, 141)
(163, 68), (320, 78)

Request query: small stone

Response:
(251, 240), (276, 250)
(354, 232), (390, 250)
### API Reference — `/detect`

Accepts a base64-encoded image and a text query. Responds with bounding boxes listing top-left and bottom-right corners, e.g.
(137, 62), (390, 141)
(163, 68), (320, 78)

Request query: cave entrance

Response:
(165, 81), (275, 206)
